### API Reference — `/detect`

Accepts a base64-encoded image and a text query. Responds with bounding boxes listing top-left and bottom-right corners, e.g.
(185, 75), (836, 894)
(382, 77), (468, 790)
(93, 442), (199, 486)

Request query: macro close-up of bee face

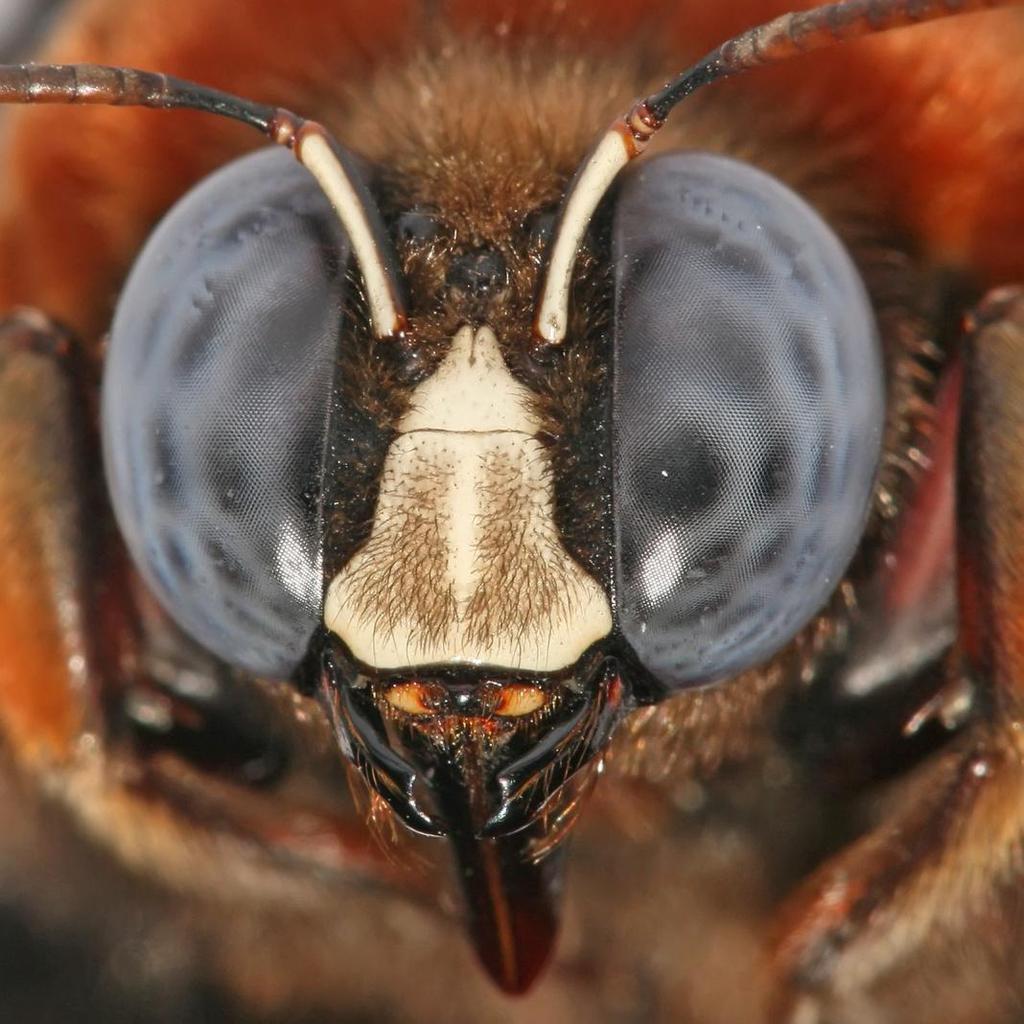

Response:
(1, 1), (1023, 1021)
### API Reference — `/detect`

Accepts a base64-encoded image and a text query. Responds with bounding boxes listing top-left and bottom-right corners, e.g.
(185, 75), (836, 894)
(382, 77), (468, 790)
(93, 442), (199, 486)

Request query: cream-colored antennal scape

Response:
(292, 125), (404, 339)
(324, 326), (613, 672)
(534, 106), (659, 346)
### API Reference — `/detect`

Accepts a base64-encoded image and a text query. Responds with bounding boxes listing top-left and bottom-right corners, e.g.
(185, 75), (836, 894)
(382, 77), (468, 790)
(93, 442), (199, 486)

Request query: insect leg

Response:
(0, 310), (107, 770)
(767, 287), (1024, 1024)
(0, 309), (417, 901)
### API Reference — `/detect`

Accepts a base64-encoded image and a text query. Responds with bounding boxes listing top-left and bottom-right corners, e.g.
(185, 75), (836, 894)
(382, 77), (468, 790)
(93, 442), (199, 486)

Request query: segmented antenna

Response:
(535, 0), (1021, 346)
(0, 63), (278, 128)
(0, 63), (406, 339)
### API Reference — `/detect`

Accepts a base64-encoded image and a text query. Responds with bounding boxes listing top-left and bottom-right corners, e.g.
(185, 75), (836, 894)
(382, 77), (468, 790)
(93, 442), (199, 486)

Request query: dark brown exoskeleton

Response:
(1, 0), (1024, 1020)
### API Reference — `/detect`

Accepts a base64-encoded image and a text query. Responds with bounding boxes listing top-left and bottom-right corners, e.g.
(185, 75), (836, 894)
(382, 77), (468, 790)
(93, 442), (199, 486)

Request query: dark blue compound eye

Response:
(612, 152), (884, 692)
(102, 147), (350, 678)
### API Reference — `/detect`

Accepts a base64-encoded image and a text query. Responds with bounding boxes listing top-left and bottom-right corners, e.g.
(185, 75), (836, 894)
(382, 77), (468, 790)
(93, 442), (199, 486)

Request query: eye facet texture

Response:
(612, 153), (884, 692)
(103, 147), (349, 677)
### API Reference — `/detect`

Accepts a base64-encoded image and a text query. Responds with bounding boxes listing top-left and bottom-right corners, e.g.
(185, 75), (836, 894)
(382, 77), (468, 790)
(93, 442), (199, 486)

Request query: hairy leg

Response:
(769, 287), (1024, 1024)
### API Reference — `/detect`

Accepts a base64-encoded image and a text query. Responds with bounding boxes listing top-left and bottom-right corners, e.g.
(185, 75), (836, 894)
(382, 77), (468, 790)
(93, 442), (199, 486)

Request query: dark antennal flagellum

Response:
(0, 62), (282, 132)
(0, 62), (407, 339)
(645, 0), (1011, 122)
(535, 0), (1020, 346)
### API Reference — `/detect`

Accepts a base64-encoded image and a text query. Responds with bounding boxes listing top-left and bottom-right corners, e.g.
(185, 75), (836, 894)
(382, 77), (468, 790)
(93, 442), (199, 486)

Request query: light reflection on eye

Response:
(274, 520), (322, 606)
(639, 530), (686, 606)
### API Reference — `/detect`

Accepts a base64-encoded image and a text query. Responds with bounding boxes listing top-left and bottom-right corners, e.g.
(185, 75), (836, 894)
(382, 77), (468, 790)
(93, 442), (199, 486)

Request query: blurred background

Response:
(0, 0), (64, 60)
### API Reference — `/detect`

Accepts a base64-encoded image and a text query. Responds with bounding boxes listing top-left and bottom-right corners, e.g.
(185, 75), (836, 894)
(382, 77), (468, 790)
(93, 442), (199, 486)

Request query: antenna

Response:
(534, 0), (1020, 346)
(0, 63), (406, 339)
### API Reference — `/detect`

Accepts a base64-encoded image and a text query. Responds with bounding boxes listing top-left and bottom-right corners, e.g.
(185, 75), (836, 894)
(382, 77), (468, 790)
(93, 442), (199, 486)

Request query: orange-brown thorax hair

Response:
(342, 36), (634, 242)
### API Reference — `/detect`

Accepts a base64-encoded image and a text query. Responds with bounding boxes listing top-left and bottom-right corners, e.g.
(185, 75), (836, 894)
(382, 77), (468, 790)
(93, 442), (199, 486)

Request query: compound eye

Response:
(612, 153), (884, 692)
(103, 147), (351, 678)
